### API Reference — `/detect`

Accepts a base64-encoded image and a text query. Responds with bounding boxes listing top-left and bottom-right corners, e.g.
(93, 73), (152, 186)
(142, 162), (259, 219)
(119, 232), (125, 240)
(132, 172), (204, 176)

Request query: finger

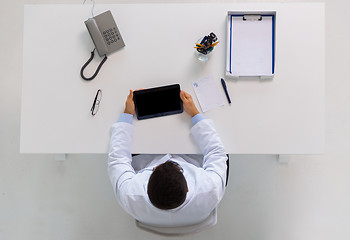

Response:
(127, 90), (133, 100)
(180, 90), (186, 101)
(181, 90), (191, 100)
(182, 90), (192, 99)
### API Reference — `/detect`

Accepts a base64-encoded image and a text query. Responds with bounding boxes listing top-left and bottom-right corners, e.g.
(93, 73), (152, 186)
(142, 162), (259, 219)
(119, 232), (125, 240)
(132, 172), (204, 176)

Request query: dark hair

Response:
(147, 161), (188, 210)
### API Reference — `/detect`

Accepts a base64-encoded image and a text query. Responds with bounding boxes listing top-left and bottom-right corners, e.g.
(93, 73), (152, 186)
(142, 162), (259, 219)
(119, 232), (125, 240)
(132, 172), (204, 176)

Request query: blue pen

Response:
(200, 36), (207, 45)
(221, 78), (231, 104)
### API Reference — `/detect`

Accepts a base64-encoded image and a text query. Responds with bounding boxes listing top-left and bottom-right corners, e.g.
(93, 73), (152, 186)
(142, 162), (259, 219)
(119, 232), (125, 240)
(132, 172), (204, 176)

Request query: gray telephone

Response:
(80, 10), (125, 81)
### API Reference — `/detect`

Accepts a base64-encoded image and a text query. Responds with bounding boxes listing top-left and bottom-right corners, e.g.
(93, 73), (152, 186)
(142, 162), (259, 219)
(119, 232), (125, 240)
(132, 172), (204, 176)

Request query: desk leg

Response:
(277, 155), (290, 164)
(54, 154), (67, 161)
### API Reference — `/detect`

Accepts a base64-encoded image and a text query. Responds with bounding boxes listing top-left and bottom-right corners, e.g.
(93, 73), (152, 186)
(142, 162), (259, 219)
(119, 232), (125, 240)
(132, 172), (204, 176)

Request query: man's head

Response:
(147, 161), (188, 210)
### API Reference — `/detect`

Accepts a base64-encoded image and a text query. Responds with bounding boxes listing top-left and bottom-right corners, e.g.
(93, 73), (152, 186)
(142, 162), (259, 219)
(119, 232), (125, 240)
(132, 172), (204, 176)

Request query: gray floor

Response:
(1, 0), (350, 239)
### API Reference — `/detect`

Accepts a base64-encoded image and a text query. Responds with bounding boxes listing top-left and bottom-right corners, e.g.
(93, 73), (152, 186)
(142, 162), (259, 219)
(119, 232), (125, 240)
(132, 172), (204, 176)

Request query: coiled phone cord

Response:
(80, 49), (107, 81)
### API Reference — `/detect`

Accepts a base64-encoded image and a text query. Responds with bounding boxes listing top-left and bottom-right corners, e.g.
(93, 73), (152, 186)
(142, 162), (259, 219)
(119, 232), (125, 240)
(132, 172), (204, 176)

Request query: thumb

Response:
(128, 90), (133, 99)
(180, 90), (186, 101)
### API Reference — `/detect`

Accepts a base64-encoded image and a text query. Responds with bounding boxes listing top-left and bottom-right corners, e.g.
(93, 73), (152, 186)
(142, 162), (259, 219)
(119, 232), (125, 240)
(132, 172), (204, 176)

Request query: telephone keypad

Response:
(103, 28), (120, 45)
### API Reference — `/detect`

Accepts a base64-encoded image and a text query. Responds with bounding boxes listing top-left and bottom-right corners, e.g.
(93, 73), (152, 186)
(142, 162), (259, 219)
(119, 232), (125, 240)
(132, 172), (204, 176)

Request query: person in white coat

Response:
(108, 89), (228, 227)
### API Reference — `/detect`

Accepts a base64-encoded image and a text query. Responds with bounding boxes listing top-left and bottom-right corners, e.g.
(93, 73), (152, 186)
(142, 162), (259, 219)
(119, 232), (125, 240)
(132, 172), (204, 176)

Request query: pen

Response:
(200, 36), (207, 44)
(221, 78), (231, 104)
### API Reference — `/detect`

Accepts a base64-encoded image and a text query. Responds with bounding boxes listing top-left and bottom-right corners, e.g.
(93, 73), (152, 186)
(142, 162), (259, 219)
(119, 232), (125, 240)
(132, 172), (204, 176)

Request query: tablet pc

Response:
(133, 84), (183, 120)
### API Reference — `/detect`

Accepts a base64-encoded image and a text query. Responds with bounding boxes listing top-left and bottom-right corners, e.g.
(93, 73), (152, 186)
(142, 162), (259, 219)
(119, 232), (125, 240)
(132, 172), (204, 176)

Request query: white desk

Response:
(21, 3), (325, 154)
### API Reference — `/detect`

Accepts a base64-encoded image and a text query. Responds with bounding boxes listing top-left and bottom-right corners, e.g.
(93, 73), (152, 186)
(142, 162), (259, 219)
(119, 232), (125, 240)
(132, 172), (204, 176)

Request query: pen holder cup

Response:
(196, 51), (210, 62)
(195, 38), (212, 62)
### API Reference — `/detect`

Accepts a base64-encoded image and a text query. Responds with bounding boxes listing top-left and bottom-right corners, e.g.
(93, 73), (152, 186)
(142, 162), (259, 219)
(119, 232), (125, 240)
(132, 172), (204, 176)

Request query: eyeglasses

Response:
(91, 89), (102, 116)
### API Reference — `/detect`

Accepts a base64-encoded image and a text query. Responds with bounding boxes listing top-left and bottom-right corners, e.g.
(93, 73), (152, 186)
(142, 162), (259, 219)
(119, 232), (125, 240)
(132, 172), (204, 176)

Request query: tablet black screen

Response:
(133, 84), (183, 120)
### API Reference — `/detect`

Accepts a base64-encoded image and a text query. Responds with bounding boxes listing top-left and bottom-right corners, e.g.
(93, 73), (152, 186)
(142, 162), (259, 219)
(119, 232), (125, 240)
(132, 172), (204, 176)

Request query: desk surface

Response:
(21, 3), (325, 154)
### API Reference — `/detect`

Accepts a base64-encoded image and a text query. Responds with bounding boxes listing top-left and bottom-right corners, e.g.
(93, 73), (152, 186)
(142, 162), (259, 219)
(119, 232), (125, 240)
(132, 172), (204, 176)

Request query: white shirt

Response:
(107, 115), (227, 227)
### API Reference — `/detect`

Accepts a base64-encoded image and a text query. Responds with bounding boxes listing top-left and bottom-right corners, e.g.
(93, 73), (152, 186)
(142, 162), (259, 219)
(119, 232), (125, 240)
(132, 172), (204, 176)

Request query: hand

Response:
(124, 90), (136, 115)
(180, 90), (200, 117)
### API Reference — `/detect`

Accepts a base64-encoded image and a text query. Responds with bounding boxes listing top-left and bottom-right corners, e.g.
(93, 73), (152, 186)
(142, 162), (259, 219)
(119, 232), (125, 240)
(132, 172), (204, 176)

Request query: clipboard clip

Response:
(243, 15), (262, 21)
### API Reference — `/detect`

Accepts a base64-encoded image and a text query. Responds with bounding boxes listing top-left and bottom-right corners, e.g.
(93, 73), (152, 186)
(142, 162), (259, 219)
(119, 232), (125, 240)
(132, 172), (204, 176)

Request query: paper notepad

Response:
(192, 76), (225, 112)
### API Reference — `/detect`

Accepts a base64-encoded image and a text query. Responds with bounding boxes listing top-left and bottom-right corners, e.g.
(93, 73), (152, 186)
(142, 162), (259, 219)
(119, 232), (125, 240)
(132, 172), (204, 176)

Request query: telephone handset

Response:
(80, 10), (125, 81)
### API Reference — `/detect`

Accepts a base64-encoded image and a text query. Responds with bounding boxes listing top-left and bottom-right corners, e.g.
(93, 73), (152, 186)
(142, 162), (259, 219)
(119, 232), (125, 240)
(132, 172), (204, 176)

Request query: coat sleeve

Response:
(107, 122), (135, 206)
(190, 119), (227, 200)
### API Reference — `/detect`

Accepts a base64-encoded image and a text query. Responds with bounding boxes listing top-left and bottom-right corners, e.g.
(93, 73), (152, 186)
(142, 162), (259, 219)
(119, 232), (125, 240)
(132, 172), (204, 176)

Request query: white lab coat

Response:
(107, 119), (227, 227)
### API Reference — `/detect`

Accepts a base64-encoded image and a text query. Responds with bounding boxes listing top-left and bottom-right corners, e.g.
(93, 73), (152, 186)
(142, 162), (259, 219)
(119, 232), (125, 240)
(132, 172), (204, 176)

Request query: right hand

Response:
(124, 90), (136, 115)
(180, 90), (200, 117)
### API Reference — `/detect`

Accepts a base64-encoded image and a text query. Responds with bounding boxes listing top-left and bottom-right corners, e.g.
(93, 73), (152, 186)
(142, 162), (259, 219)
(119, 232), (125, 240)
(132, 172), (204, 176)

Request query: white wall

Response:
(1, 0), (350, 240)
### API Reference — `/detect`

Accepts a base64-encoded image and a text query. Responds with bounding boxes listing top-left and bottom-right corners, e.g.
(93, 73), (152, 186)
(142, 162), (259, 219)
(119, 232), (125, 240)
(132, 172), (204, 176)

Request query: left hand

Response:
(124, 90), (136, 115)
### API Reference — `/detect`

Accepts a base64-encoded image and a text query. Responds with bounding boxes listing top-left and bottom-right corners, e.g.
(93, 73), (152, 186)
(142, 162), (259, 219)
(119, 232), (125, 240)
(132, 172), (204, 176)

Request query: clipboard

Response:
(226, 11), (276, 79)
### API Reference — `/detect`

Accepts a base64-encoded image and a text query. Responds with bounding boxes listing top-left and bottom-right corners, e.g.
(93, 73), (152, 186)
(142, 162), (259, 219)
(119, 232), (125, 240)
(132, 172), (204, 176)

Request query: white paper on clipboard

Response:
(192, 76), (225, 112)
(229, 15), (273, 76)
